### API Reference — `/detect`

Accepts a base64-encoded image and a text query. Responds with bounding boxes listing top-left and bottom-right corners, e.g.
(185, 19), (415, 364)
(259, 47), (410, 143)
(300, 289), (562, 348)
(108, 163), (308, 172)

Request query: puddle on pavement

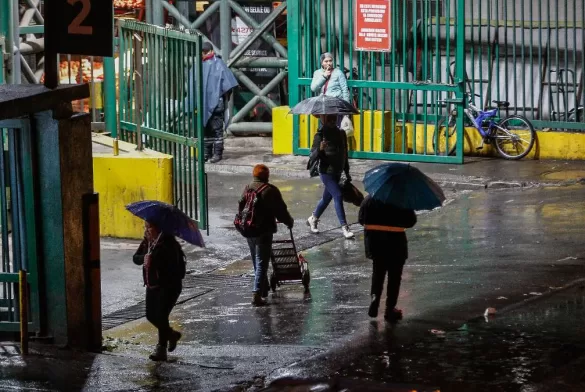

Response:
(337, 325), (585, 391)
(540, 170), (585, 181)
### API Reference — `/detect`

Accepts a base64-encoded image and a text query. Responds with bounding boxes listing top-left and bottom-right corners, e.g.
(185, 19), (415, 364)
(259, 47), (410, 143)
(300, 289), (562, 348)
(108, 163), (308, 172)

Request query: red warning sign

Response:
(355, 0), (392, 52)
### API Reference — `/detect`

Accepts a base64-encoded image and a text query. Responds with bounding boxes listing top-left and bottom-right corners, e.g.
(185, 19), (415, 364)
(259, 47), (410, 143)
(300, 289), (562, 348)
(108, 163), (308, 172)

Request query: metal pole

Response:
(11, 0), (20, 83)
(103, 57), (117, 137)
(19, 270), (28, 355)
(134, 34), (144, 151)
(219, 0), (234, 133)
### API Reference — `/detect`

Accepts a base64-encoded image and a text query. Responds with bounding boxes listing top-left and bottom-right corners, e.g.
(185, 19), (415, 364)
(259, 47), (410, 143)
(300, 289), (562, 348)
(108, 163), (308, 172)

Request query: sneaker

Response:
(168, 330), (182, 353)
(384, 308), (403, 323)
(148, 344), (168, 361)
(368, 295), (380, 318)
(306, 215), (319, 234)
(342, 225), (354, 239)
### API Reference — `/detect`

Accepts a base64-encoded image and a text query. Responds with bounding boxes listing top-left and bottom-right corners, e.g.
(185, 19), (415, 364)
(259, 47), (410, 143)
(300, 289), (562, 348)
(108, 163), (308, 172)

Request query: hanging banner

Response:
(354, 0), (392, 52)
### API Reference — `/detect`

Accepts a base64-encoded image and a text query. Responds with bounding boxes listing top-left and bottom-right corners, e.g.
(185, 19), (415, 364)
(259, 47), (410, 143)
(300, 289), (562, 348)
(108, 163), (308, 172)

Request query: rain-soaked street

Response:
(2, 172), (585, 391)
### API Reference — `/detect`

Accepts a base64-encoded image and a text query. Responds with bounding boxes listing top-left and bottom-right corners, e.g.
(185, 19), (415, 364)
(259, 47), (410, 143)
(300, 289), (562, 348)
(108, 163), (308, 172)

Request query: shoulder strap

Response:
(255, 183), (269, 194)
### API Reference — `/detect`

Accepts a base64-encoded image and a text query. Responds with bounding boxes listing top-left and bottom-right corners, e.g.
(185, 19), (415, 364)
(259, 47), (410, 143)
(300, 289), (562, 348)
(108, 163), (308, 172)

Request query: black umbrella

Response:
(290, 94), (359, 115)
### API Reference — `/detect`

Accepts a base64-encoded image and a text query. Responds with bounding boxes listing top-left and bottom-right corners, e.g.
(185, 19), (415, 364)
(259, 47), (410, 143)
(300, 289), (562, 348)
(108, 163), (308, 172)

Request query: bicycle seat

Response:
(492, 100), (510, 108)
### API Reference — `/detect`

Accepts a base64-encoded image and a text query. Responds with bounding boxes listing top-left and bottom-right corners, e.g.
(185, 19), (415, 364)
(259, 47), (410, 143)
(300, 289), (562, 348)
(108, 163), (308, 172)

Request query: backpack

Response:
(234, 183), (269, 238)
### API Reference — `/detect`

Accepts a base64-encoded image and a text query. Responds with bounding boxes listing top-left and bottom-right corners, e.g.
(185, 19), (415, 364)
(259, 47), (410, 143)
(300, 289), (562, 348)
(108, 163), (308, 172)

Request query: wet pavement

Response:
(2, 165), (585, 391)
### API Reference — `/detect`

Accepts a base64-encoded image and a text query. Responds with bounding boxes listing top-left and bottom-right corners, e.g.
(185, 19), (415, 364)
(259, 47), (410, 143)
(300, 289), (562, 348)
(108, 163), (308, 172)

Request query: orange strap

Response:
(364, 224), (405, 233)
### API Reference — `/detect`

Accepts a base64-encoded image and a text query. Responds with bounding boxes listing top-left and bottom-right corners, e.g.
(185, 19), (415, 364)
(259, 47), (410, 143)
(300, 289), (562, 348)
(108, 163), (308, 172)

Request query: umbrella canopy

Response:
(290, 94), (359, 115)
(363, 163), (445, 210)
(126, 200), (205, 247)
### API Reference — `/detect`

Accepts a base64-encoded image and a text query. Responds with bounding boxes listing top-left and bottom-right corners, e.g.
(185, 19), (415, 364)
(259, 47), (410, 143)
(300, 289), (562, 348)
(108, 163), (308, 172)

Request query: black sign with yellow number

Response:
(46, 0), (114, 57)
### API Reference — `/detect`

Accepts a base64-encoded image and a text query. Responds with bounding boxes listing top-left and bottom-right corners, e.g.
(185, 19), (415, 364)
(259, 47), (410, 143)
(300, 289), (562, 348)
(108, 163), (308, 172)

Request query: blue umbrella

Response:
(363, 163), (445, 210)
(126, 200), (205, 247)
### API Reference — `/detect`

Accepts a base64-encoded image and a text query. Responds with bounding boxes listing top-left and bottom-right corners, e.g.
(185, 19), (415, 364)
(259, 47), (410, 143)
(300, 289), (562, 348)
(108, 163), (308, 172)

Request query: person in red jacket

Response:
(358, 195), (417, 322)
(133, 222), (186, 361)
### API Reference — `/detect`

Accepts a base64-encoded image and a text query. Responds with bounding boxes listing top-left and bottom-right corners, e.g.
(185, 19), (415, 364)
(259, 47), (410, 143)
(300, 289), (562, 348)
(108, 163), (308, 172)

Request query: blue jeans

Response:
(247, 233), (273, 293)
(313, 173), (347, 225)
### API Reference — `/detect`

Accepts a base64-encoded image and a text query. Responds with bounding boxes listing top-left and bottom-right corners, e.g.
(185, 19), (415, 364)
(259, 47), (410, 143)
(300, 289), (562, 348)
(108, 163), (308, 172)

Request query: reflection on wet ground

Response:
(337, 287), (585, 392)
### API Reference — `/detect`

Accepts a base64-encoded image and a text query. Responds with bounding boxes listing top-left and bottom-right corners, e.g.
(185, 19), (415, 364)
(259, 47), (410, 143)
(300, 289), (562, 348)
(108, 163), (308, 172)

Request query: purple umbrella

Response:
(126, 200), (205, 247)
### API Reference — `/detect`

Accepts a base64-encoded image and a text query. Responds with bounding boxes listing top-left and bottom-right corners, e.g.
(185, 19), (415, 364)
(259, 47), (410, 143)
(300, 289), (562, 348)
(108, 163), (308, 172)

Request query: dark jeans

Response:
(204, 112), (225, 158)
(145, 284), (182, 347)
(247, 233), (273, 293)
(371, 256), (406, 310)
(314, 173), (347, 225)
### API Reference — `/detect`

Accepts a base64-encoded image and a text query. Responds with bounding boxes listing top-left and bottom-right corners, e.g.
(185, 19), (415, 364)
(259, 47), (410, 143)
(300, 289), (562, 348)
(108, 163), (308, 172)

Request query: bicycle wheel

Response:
(493, 115), (536, 160)
(433, 116), (457, 156)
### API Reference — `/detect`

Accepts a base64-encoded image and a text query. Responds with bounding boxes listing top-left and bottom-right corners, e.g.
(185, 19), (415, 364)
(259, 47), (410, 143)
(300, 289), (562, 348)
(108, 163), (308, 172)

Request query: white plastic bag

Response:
(340, 115), (354, 137)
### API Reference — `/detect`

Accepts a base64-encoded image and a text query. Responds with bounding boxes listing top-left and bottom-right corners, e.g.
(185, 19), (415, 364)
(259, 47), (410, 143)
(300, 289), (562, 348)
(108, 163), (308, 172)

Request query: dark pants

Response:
(145, 285), (182, 347)
(247, 233), (273, 294)
(371, 256), (406, 310)
(204, 111), (225, 159)
(314, 173), (347, 225)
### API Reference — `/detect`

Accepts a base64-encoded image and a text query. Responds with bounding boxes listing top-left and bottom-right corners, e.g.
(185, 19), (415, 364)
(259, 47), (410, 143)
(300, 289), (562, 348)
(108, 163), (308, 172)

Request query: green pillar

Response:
(103, 57), (117, 137)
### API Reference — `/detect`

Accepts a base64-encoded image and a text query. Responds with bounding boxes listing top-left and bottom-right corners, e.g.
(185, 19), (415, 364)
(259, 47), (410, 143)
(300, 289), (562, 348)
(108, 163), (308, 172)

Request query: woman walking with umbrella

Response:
(360, 163), (445, 322)
(289, 92), (359, 239)
(127, 201), (205, 361)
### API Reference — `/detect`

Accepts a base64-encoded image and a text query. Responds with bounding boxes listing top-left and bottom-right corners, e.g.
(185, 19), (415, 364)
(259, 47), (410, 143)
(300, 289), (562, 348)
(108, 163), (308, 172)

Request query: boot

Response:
(148, 344), (168, 361)
(210, 155), (222, 163)
(252, 292), (267, 306)
(368, 295), (380, 318)
(168, 330), (182, 353)
(384, 307), (403, 323)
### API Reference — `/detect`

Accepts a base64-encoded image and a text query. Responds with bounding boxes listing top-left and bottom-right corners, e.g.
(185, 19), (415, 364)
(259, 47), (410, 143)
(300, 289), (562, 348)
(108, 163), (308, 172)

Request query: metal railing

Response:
(289, 0), (467, 163)
(0, 35), (4, 84)
(0, 120), (39, 333)
(117, 20), (208, 227)
(456, 0), (584, 131)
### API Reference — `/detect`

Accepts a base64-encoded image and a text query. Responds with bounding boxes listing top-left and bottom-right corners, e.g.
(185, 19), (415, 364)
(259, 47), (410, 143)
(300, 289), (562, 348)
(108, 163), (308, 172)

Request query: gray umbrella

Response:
(290, 94), (359, 115)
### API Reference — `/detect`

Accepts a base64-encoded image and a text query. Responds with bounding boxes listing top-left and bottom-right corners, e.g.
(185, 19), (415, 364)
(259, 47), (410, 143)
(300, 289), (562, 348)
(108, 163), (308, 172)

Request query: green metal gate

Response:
(117, 21), (208, 228)
(289, 0), (467, 163)
(0, 120), (40, 333)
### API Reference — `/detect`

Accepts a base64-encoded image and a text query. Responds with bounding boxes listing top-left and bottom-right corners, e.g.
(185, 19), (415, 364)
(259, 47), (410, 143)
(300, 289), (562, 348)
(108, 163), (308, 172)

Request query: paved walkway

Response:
(211, 137), (585, 190)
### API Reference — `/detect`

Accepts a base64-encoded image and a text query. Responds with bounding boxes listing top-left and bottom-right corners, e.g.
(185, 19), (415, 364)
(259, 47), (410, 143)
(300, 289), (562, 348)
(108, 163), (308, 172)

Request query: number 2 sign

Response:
(46, 0), (113, 57)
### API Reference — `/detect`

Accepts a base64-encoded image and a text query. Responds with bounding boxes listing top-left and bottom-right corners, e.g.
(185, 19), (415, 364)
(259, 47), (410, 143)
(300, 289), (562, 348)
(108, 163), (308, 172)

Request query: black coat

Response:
(241, 179), (294, 235)
(358, 195), (417, 260)
(309, 125), (350, 176)
(133, 234), (186, 288)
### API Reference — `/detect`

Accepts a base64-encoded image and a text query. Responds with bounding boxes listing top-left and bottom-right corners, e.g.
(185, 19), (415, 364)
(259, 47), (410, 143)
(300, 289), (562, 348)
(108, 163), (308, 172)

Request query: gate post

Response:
(454, 0), (466, 163)
(288, 0), (301, 154)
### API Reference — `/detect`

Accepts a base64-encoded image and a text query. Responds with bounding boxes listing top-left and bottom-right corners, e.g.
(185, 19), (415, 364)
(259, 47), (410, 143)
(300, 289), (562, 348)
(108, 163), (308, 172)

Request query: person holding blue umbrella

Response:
(360, 163), (445, 322)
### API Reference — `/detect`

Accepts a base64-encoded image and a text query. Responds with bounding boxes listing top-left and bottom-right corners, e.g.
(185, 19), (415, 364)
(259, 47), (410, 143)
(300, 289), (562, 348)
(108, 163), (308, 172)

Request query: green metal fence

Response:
(461, 0), (584, 131)
(117, 21), (208, 228)
(288, 0), (467, 164)
(289, 0), (584, 164)
(0, 120), (39, 333)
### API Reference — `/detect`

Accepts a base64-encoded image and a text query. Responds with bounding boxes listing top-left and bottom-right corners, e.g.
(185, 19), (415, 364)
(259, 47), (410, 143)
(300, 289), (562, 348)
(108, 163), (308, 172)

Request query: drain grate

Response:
(102, 274), (252, 331)
(183, 273), (252, 288)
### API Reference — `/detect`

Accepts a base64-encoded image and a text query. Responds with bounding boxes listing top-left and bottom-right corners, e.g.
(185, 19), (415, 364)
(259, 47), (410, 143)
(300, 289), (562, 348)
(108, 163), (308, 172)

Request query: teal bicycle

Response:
(434, 93), (536, 160)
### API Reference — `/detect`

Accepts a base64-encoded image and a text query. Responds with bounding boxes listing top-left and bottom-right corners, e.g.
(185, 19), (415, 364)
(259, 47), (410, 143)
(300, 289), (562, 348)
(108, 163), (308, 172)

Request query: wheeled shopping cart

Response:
(269, 227), (310, 293)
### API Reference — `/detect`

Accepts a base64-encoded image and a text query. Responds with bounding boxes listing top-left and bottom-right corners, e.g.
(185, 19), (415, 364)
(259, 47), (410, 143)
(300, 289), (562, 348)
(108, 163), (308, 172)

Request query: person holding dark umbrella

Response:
(133, 221), (186, 361)
(360, 163), (445, 322)
(126, 200), (205, 361)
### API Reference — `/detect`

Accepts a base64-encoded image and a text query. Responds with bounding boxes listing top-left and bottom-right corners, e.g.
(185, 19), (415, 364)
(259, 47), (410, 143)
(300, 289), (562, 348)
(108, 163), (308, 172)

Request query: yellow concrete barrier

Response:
(349, 111), (405, 153)
(272, 106), (320, 153)
(93, 136), (173, 239)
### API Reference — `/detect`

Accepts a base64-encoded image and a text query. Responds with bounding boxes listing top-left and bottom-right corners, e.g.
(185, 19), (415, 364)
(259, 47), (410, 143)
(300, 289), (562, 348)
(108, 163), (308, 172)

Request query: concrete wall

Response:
(93, 137), (173, 239)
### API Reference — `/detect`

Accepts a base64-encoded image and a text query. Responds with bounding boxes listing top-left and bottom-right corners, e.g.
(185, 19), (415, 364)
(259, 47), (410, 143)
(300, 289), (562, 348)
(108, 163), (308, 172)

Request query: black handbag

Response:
(307, 156), (319, 178)
(340, 179), (365, 206)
